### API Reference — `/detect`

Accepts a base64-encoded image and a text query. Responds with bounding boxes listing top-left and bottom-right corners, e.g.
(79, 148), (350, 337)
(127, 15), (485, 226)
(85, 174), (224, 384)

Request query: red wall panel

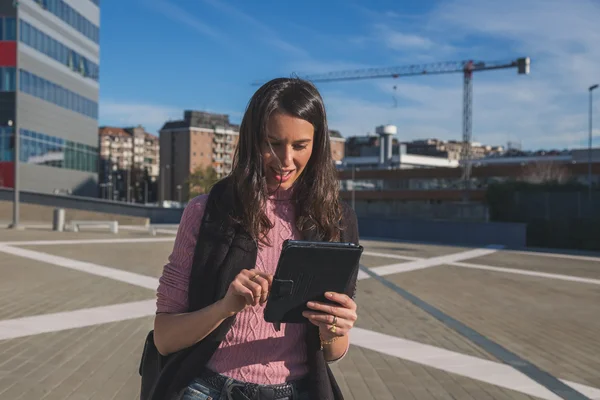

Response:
(0, 42), (17, 67)
(0, 162), (14, 188)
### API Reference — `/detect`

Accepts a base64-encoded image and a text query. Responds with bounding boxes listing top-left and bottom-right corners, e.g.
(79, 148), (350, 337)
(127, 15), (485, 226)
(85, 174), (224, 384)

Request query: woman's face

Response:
(262, 113), (315, 190)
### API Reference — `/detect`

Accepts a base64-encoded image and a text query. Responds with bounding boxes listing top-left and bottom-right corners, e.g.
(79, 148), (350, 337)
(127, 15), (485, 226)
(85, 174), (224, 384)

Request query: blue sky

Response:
(98, 0), (600, 150)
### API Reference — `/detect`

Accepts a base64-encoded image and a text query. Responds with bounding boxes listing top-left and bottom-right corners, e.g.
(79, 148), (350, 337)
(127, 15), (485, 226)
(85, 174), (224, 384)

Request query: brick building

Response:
(159, 110), (347, 202)
(159, 111), (239, 202)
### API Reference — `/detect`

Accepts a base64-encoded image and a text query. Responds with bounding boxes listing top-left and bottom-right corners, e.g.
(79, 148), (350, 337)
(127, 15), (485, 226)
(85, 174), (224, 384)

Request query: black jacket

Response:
(149, 178), (359, 400)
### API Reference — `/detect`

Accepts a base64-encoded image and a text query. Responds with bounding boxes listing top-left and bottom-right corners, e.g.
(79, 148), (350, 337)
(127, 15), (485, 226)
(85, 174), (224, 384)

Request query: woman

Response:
(154, 78), (360, 400)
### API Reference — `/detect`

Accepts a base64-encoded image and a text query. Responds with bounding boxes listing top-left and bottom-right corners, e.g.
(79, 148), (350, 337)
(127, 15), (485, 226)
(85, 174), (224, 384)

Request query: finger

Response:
(302, 312), (354, 328)
(246, 279), (265, 306)
(306, 302), (355, 321)
(251, 275), (270, 304)
(232, 281), (254, 306)
(260, 281), (270, 304)
(325, 292), (356, 310)
(254, 271), (274, 287)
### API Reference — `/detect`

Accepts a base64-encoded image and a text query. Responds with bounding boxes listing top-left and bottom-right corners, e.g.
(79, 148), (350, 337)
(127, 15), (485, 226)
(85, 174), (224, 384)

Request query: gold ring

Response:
(329, 325), (337, 334)
(251, 274), (259, 282)
(332, 316), (338, 325)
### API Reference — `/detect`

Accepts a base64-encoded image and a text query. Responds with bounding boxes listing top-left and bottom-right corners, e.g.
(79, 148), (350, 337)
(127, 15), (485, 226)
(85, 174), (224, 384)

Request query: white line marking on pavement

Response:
(0, 300), (155, 341)
(361, 251), (421, 261)
(3, 300), (597, 400)
(451, 262), (600, 286)
(0, 237), (175, 246)
(120, 225), (179, 235)
(509, 250), (600, 263)
(0, 245), (159, 290)
(359, 247), (501, 279)
(351, 327), (600, 400)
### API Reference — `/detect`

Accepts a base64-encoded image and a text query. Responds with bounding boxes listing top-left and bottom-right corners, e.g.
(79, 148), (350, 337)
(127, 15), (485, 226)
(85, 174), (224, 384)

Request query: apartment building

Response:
(406, 139), (504, 160)
(159, 110), (348, 202)
(98, 125), (160, 203)
(159, 110), (239, 202)
(345, 136), (503, 163)
(0, 0), (100, 196)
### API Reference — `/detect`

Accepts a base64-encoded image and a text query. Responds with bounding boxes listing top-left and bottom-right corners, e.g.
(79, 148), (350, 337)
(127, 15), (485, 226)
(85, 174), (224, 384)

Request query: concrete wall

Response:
(0, 200), (149, 225)
(358, 216), (527, 248)
(19, 163), (97, 197)
(354, 200), (489, 222)
(0, 188), (184, 224)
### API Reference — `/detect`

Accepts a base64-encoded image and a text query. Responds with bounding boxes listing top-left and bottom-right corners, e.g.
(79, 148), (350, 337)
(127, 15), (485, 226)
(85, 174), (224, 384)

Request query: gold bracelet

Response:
(319, 331), (339, 349)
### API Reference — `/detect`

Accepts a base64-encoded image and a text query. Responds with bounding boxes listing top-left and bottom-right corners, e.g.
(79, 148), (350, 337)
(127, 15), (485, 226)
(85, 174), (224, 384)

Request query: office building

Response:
(0, 0), (100, 196)
(98, 125), (159, 203)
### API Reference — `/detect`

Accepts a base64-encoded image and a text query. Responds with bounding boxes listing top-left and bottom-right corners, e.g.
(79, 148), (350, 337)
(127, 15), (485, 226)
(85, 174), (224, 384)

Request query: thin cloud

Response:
(375, 24), (434, 50)
(100, 101), (183, 134)
(318, 0), (600, 150)
(146, 0), (221, 39)
(199, 0), (308, 57)
(100, 101), (244, 135)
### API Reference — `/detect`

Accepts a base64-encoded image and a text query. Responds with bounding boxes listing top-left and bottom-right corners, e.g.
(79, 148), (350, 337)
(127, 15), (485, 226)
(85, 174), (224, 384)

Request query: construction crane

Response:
(256, 57), (531, 191)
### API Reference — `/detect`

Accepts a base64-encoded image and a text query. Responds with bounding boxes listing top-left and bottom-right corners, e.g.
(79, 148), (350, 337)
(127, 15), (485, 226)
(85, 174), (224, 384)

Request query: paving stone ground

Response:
(0, 252), (154, 320)
(389, 265), (600, 389)
(1, 227), (598, 399)
(468, 251), (600, 279)
(0, 226), (173, 242)
(360, 239), (473, 258)
(22, 242), (174, 278)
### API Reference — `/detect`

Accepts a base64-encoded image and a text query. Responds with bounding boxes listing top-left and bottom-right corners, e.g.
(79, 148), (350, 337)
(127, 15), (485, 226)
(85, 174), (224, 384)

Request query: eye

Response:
(293, 144), (308, 150)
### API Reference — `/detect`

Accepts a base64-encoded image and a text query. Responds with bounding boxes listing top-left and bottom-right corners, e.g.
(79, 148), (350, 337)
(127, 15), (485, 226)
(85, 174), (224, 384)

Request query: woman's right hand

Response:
(220, 269), (273, 316)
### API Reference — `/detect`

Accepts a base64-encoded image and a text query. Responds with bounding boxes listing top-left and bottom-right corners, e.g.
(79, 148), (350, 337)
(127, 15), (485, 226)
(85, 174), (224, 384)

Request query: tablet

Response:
(264, 239), (363, 324)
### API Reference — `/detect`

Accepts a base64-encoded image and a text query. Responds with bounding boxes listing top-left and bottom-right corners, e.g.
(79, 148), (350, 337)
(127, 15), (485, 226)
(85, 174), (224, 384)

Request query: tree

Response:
(522, 161), (571, 184)
(187, 165), (219, 199)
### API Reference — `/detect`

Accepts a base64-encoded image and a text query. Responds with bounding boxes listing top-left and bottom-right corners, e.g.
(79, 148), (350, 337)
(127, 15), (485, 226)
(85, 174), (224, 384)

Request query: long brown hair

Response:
(230, 77), (342, 244)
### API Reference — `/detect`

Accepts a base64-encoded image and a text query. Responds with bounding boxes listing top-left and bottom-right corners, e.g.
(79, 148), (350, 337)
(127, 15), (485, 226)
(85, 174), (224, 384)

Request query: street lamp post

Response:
(144, 179), (148, 204)
(589, 84), (598, 202)
(351, 165), (355, 211)
(9, 7), (21, 229)
(176, 184), (182, 204)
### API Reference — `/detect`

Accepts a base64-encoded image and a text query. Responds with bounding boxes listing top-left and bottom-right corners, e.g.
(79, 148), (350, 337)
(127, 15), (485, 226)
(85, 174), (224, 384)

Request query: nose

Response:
(277, 146), (294, 168)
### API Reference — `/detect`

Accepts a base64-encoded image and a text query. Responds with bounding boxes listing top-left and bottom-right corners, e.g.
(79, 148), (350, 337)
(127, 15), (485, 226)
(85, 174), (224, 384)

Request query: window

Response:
(20, 22), (99, 81)
(19, 70), (98, 119)
(4, 18), (16, 41)
(0, 18), (3, 41)
(41, 0), (99, 44)
(6, 68), (15, 91)
(0, 68), (16, 92)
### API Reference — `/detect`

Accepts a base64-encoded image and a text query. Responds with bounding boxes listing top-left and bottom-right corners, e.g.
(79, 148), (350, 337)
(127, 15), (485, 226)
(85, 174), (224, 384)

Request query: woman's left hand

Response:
(302, 292), (357, 340)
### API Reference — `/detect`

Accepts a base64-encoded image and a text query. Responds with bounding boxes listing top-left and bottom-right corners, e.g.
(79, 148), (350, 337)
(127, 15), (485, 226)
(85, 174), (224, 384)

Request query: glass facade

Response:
(0, 67), (16, 92)
(33, 0), (100, 44)
(20, 20), (99, 81)
(19, 70), (98, 119)
(0, 17), (16, 41)
(0, 126), (13, 162)
(0, 128), (98, 173)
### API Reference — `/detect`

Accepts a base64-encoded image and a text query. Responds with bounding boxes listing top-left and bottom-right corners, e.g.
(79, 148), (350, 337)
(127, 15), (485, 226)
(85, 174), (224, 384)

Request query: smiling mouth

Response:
(271, 168), (294, 180)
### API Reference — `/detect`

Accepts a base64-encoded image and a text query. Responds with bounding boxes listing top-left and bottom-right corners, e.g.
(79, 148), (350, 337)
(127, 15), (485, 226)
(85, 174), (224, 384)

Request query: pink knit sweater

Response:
(156, 189), (309, 384)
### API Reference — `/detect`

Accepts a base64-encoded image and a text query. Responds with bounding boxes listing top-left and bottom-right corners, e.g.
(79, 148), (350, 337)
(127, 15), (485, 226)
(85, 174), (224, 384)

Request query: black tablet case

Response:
(264, 240), (363, 324)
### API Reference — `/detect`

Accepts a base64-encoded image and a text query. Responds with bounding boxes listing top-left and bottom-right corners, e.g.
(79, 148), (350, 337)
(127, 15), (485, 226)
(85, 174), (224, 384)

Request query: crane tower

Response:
(256, 57), (531, 191)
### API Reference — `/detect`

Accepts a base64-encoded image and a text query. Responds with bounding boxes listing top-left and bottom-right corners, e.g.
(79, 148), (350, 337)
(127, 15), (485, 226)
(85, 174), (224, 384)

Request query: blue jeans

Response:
(180, 376), (310, 400)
